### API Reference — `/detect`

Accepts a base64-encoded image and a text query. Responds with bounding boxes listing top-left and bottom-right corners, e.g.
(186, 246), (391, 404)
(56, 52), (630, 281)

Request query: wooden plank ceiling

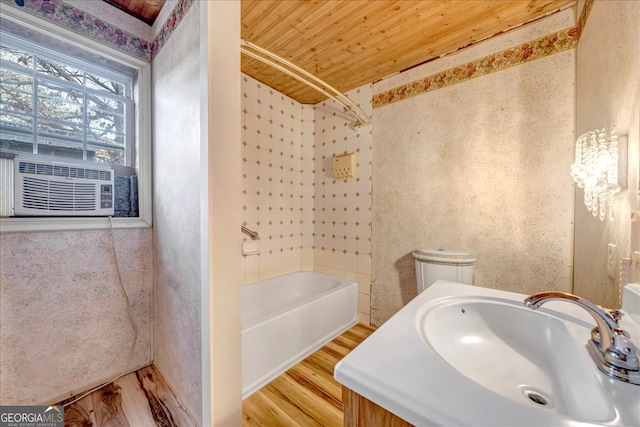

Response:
(105, 0), (575, 104)
(103, 0), (166, 25)
(241, 0), (574, 104)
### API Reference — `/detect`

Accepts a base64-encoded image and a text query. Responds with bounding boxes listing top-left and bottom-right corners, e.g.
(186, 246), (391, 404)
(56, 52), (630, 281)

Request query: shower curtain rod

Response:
(240, 40), (371, 128)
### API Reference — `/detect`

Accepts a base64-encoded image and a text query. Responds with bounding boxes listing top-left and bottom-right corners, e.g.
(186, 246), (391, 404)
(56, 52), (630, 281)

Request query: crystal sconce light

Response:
(571, 127), (626, 221)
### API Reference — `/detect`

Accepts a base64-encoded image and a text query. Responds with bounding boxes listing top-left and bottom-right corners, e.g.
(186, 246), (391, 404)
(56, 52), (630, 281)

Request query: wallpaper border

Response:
(150, 0), (195, 60)
(0, 0), (196, 62)
(0, 0), (151, 61)
(372, 0), (594, 109)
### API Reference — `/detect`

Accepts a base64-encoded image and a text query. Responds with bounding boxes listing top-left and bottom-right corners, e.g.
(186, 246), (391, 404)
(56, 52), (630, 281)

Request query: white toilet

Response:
(412, 248), (476, 293)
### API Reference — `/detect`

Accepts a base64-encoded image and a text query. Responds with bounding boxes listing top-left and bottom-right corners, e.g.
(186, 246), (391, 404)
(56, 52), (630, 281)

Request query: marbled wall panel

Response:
(152, 1), (202, 420)
(0, 229), (152, 404)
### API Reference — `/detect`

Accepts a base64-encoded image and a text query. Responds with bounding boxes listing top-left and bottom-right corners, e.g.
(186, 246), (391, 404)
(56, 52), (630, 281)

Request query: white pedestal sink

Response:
(334, 281), (640, 426)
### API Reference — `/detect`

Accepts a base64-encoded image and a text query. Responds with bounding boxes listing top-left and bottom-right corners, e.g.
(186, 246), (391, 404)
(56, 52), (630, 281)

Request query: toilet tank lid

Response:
(412, 248), (476, 263)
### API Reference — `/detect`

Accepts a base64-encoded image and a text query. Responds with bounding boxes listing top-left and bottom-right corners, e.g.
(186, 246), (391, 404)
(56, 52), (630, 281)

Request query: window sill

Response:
(0, 216), (151, 233)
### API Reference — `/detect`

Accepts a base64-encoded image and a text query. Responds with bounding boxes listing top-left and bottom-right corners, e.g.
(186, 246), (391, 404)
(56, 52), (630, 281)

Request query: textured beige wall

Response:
(574, 1), (640, 308)
(152, 2), (203, 420)
(371, 15), (575, 326)
(0, 229), (152, 404)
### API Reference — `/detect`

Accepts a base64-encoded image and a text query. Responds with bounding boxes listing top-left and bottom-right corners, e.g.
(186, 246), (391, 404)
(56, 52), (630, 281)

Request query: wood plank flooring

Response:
(242, 323), (376, 427)
(61, 365), (196, 427)
(59, 323), (375, 427)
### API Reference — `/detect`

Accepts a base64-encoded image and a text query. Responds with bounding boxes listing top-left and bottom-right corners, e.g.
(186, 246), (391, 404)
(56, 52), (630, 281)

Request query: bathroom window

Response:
(0, 17), (152, 231)
(0, 34), (135, 167)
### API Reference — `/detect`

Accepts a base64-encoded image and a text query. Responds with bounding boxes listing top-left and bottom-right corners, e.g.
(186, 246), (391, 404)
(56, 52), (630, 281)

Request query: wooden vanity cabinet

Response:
(342, 386), (414, 427)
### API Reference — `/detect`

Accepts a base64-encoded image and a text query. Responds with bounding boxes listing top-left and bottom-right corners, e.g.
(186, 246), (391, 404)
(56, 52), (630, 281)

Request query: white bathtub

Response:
(241, 271), (358, 399)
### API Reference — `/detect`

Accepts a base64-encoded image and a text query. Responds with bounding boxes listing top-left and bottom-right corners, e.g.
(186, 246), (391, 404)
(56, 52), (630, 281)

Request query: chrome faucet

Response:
(524, 291), (640, 386)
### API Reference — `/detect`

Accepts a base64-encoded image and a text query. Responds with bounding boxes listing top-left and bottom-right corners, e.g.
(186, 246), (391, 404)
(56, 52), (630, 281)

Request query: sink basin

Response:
(335, 281), (640, 426)
(417, 296), (615, 421)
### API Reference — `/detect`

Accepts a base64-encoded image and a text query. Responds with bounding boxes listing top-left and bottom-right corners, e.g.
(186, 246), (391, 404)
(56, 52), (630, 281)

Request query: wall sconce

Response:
(571, 127), (627, 221)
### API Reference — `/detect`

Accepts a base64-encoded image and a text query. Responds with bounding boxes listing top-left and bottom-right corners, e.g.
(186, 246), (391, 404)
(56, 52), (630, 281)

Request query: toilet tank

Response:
(412, 248), (476, 293)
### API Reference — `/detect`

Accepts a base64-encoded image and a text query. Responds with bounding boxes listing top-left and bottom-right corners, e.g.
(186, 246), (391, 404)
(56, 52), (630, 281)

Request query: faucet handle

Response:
(604, 335), (640, 371)
(592, 326), (632, 346)
(607, 309), (624, 324)
(613, 327), (631, 338)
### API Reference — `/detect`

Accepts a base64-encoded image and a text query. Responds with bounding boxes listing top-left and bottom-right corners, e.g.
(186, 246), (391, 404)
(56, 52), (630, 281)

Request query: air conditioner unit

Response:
(13, 157), (114, 216)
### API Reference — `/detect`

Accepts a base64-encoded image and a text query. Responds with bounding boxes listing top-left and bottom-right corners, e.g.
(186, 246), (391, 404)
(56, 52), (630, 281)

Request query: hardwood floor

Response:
(61, 365), (196, 427)
(242, 323), (376, 427)
(59, 323), (375, 427)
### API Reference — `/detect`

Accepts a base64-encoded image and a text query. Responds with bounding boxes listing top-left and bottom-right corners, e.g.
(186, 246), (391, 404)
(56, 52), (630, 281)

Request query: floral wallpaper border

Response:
(0, 0), (151, 61)
(0, 0), (195, 62)
(372, 27), (578, 108)
(373, 0), (594, 109)
(150, 0), (195, 60)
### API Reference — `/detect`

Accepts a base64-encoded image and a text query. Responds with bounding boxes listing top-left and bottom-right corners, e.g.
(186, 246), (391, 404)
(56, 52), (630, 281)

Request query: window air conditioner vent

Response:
(13, 157), (114, 216)
(18, 161), (112, 181)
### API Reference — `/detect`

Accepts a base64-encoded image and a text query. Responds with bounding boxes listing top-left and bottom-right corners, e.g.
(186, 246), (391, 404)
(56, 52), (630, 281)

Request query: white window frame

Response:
(1, 34), (135, 167)
(0, 7), (151, 232)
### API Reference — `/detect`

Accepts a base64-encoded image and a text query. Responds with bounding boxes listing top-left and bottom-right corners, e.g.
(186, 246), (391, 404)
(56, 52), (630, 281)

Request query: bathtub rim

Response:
(241, 270), (357, 331)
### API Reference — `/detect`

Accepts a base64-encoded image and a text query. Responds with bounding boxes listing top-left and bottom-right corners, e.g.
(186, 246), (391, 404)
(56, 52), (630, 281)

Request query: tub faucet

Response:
(524, 291), (640, 385)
